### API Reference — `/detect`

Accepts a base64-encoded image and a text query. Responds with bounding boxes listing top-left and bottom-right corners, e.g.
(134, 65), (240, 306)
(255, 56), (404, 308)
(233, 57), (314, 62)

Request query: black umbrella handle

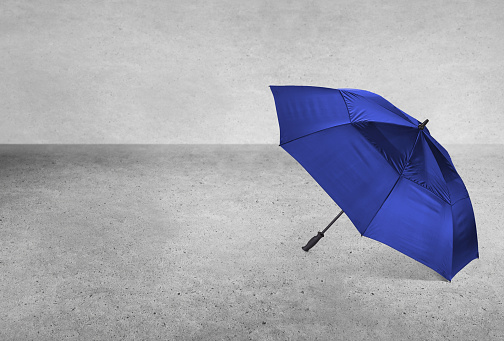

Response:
(302, 210), (344, 252)
(302, 232), (325, 251)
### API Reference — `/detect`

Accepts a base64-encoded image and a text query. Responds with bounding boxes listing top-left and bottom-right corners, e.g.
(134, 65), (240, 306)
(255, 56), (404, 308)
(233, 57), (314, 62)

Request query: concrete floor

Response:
(0, 144), (503, 340)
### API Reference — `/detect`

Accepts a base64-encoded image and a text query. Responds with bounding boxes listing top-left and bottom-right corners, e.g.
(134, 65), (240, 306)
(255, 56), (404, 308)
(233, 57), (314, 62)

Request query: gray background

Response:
(2, 1), (504, 340)
(1, 0), (503, 144)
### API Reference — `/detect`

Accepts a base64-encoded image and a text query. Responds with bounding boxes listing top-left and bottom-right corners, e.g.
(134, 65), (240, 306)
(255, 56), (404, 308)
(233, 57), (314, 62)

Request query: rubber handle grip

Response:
(302, 232), (324, 252)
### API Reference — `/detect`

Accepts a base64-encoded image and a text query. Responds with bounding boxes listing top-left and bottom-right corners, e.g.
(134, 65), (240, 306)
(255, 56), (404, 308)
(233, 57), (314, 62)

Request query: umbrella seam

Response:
(280, 121), (419, 148)
(401, 133), (453, 204)
(340, 89), (418, 126)
(279, 123), (353, 146)
(450, 195), (470, 206)
(422, 135), (471, 205)
(360, 131), (422, 236)
(340, 91), (418, 130)
(338, 89), (353, 123)
(401, 176), (451, 204)
(450, 204), (455, 280)
(351, 122), (420, 173)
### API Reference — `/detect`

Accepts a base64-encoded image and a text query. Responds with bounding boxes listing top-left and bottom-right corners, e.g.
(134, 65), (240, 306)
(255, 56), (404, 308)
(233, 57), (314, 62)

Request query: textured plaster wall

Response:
(0, 0), (502, 144)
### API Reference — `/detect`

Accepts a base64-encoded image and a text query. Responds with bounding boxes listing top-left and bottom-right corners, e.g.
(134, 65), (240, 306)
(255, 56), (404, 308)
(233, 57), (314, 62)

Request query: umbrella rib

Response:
(360, 131), (422, 236)
(280, 121), (418, 147)
(339, 89), (353, 123)
(450, 195), (470, 206)
(401, 177), (451, 205)
(422, 134), (470, 204)
(340, 89), (417, 126)
(279, 123), (353, 146)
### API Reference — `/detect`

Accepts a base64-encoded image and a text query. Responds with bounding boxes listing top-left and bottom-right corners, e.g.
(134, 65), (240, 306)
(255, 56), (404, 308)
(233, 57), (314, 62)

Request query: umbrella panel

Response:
(282, 123), (400, 234)
(364, 176), (454, 280)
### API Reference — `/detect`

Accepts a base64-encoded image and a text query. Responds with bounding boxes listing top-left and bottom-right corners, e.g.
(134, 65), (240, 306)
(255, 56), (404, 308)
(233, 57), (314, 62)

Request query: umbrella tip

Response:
(418, 119), (429, 130)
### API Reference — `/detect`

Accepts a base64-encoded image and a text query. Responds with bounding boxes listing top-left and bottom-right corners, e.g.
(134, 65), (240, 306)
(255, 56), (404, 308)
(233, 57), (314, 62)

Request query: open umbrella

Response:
(270, 85), (478, 281)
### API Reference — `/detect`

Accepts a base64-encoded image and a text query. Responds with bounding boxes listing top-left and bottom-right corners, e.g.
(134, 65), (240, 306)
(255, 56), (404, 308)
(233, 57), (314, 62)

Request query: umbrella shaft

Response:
(322, 209), (345, 234)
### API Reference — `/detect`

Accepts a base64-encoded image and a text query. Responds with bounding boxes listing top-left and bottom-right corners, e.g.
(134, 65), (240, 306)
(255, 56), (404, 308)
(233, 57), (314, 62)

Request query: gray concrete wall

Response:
(1, 0), (502, 144)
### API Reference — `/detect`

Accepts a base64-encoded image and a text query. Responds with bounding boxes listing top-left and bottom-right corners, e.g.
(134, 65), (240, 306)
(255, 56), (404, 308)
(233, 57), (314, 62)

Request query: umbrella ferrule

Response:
(418, 119), (429, 130)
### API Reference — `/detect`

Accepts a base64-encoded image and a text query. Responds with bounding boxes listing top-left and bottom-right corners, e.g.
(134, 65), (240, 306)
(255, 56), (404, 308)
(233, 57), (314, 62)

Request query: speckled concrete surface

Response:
(0, 144), (503, 340)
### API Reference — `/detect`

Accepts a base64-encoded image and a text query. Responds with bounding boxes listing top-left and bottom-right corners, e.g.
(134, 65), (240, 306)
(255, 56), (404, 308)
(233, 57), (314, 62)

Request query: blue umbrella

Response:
(270, 85), (478, 281)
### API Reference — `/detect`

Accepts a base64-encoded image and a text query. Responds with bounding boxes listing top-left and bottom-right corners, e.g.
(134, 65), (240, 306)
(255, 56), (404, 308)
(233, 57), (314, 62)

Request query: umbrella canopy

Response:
(270, 85), (478, 281)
